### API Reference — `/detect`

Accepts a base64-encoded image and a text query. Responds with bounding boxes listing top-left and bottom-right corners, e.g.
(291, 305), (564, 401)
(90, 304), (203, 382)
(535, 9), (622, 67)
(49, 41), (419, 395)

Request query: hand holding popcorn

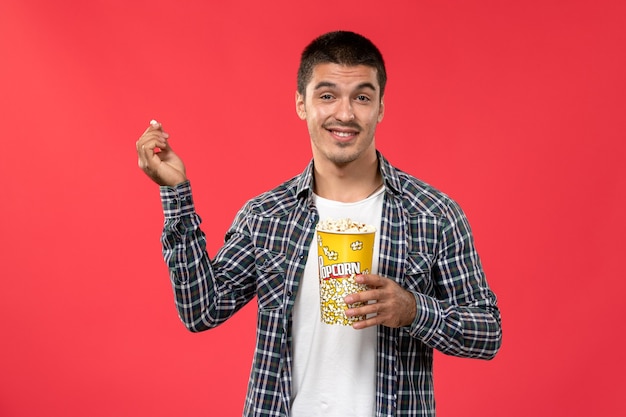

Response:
(344, 273), (417, 330)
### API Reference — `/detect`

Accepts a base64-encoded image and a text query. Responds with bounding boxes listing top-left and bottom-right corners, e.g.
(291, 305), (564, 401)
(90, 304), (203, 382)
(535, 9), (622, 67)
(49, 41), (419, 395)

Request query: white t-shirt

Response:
(290, 186), (384, 416)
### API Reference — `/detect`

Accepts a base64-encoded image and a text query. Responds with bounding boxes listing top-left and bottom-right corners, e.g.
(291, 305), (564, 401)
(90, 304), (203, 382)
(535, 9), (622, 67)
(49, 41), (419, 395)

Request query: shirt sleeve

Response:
(406, 199), (502, 359)
(160, 181), (257, 332)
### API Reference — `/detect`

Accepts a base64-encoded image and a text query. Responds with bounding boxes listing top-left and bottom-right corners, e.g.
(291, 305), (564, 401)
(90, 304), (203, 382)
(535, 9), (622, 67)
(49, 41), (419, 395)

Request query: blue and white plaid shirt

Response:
(160, 152), (502, 416)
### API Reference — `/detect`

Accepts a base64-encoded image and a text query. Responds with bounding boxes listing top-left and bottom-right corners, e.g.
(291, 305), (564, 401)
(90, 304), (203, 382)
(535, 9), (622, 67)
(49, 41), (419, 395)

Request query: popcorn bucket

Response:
(316, 225), (376, 326)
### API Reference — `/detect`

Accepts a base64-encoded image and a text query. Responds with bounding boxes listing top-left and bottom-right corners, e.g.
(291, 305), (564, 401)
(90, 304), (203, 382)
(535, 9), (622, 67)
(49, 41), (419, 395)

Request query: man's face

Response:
(296, 63), (385, 166)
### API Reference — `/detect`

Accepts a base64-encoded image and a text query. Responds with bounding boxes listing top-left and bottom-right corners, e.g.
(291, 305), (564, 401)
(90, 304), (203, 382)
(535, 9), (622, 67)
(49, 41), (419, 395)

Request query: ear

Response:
(295, 91), (306, 120)
(377, 97), (385, 123)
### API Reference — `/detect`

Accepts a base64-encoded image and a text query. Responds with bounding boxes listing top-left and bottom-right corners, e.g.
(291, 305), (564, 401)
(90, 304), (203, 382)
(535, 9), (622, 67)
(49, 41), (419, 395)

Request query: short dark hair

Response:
(297, 31), (387, 99)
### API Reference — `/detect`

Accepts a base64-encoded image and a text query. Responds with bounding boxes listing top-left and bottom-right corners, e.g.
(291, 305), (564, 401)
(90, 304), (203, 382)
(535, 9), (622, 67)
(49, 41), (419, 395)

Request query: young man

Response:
(136, 31), (501, 417)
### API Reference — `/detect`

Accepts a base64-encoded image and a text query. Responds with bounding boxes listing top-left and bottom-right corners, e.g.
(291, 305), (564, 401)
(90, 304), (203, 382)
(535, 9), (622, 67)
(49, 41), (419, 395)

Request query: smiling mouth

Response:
(325, 123), (360, 139)
(330, 130), (356, 138)
(324, 121), (361, 135)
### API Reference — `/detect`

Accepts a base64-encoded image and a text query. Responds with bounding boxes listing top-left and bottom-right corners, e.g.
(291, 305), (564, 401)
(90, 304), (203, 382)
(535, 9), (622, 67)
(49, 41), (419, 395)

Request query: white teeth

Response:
(334, 131), (353, 137)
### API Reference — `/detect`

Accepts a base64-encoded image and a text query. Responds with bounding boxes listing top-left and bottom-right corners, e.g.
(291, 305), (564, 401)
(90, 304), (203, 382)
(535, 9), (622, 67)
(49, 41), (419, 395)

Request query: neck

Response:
(313, 153), (382, 203)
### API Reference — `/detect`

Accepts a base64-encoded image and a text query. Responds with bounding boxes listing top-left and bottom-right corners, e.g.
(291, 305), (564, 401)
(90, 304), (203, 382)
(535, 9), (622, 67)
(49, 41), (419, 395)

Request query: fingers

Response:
(344, 274), (417, 329)
(137, 120), (169, 148)
(136, 119), (188, 186)
(351, 315), (384, 330)
(136, 120), (169, 165)
(343, 274), (383, 305)
(141, 119), (163, 134)
(353, 273), (384, 288)
(136, 120), (168, 175)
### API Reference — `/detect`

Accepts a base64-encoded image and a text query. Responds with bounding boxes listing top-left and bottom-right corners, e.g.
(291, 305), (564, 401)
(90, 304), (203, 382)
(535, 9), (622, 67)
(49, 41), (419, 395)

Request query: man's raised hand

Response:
(136, 120), (187, 186)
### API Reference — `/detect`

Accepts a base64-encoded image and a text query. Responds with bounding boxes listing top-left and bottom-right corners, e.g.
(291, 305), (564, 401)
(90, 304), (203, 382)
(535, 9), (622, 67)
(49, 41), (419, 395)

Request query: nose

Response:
(334, 98), (355, 121)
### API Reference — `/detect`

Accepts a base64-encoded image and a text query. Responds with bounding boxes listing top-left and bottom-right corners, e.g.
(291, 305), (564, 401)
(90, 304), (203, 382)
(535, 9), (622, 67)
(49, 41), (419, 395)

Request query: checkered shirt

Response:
(160, 152), (502, 416)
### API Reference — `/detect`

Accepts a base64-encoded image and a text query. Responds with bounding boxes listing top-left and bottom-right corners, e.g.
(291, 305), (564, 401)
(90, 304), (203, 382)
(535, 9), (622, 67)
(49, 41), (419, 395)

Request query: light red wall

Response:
(1, 1), (624, 416)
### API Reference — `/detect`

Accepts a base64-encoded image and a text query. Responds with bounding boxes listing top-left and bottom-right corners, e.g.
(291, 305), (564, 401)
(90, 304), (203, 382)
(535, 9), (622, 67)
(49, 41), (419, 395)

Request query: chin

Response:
(328, 152), (360, 166)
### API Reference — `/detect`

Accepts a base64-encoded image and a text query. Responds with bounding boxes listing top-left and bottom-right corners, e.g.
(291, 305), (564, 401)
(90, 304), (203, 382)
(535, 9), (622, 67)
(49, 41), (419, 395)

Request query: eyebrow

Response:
(313, 81), (378, 92)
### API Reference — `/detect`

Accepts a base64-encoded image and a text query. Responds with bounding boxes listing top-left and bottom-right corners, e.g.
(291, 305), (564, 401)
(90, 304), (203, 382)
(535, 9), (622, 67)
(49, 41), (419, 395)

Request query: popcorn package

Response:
(316, 218), (376, 326)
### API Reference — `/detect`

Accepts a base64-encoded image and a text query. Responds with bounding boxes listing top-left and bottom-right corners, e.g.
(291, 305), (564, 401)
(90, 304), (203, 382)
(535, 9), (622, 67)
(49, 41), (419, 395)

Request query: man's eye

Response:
(320, 94), (333, 100)
(356, 95), (370, 102)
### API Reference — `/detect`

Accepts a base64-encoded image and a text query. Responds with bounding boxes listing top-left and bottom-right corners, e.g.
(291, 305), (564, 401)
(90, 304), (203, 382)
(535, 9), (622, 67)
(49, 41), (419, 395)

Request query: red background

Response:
(1, 1), (624, 416)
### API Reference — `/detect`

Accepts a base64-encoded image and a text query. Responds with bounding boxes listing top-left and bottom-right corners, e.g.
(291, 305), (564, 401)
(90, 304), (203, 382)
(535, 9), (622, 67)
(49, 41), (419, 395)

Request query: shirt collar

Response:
(377, 151), (402, 195)
(295, 151), (402, 199)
